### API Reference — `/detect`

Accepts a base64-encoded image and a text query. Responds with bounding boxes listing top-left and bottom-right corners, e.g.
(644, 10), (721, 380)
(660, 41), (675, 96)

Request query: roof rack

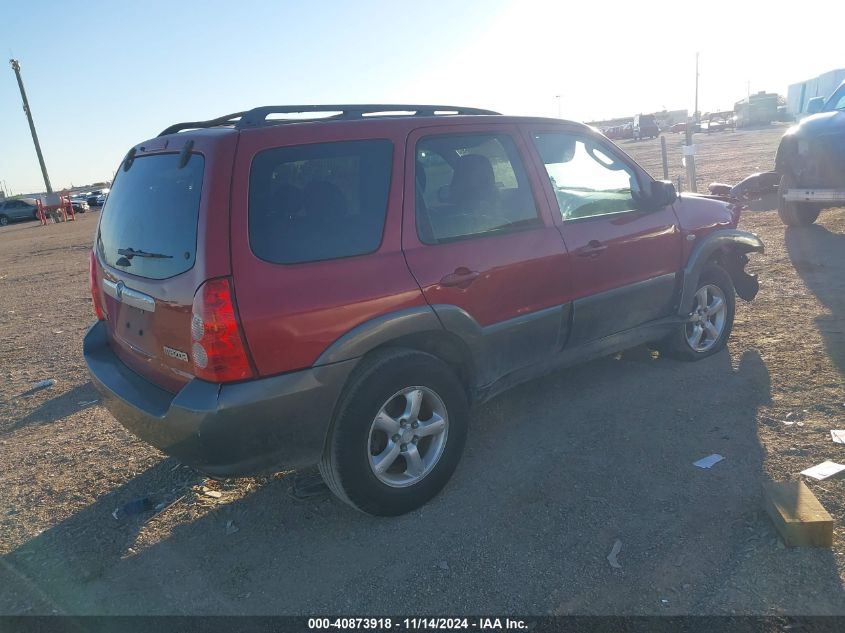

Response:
(158, 104), (500, 136)
(159, 111), (246, 136)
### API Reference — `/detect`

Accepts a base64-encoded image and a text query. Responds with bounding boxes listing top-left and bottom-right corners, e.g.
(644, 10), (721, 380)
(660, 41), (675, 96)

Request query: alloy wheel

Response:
(367, 386), (449, 488)
(685, 284), (727, 352)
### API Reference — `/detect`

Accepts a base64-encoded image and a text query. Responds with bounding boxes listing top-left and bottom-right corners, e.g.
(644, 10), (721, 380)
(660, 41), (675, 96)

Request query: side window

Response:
(531, 132), (642, 221)
(415, 133), (541, 244)
(249, 140), (393, 264)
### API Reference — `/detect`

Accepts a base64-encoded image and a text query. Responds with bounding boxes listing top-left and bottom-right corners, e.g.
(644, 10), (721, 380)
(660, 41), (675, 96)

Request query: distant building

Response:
(734, 92), (778, 127)
(787, 69), (845, 116)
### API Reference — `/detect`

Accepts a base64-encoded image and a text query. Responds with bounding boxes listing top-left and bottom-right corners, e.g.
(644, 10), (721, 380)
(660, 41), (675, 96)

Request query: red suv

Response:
(84, 104), (763, 516)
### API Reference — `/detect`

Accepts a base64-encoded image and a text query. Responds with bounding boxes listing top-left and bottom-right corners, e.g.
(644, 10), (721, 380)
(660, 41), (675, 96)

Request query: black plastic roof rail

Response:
(157, 105), (501, 136)
(158, 111), (247, 137)
(235, 104), (501, 129)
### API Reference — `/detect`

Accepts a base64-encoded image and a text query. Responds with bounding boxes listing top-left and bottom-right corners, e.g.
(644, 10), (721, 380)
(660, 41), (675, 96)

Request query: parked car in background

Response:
(700, 111), (736, 134)
(776, 79), (845, 226)
(85, 104), (764, 516)
(0, 197), (39, 225)
(605, 123), (633, 140)
(70, 199), (90, 213)
(670, 121), (701, 134)
(86, 189), (110, 207)
(633, 113), (660, 140)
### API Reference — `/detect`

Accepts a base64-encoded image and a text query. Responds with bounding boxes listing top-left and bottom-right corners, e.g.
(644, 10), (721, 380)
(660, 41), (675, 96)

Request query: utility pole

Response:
(9, 59), (52, 194)
(694, 52), (700, 124)
(685, 52), (699, 193)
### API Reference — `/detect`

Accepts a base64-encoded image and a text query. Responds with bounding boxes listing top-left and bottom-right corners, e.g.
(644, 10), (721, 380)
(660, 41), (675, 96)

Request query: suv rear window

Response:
(97, 153), (204, 280)
(249, 140), (393, 264)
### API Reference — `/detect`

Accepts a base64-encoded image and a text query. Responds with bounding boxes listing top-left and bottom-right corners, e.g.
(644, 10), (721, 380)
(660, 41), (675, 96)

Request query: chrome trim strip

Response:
(102, 279), (156, 313)
(783, 188), (845, 202)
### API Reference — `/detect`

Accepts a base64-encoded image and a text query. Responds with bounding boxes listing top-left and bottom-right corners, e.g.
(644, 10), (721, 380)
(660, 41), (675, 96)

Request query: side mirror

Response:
(650, 180), (677, 208)
(806, 97), (825, 115)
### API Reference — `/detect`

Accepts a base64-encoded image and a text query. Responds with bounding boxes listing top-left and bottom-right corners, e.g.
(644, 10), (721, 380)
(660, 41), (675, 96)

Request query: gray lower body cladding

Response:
(83, 321), (355, 477)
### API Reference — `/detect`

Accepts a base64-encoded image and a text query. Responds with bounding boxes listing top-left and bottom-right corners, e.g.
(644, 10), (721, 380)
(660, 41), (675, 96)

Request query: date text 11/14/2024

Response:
(307, 618), (529, 630)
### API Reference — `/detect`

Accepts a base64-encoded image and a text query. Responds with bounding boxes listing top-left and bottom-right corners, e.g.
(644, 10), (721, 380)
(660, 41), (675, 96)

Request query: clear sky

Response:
(2, 0), (842, 194)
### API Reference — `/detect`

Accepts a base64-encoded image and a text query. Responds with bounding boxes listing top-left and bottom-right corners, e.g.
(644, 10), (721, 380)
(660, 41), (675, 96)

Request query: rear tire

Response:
(660, 264), (735, 361)
(319, 348), (468, 516)
(0, 215), (8, 226)
(778, 173), (821, 226)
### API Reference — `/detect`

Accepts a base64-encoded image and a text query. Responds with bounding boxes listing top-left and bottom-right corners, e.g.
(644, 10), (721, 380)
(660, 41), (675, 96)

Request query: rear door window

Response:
(249, 140), (393, 264)
(97, 153), (204, 279)
(414, 134), (541, 244)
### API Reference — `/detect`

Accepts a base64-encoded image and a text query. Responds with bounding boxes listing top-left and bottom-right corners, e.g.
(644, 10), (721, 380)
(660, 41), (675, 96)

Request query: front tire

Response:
(661, 264), (735, 361)
(778, 173), (821, 226)
(319, 348), (468, 516)
(0, 215), (8, 226)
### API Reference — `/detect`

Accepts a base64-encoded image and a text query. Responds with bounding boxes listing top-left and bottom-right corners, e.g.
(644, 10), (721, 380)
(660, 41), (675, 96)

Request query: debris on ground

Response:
(225, 520), (239, 535)
(436, 560), (450, 572)
(201, 486), (222, 499)
(30, 379), (56, 391)
(763, 479), (833, 547)
(150, 494), (186, 518)
(693, 454), (724, 469)
(77, 399), (98, 406)
(607, 539), (623, 569)
(112, 497), (153, 520)
(800, 461), (845, 481)
(830, 430), (845, 444)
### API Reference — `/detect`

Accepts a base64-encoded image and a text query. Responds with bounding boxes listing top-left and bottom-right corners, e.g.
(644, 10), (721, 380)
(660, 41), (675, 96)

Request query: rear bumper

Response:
(83, 321), (356, 477)
(782, 188), (845, 204)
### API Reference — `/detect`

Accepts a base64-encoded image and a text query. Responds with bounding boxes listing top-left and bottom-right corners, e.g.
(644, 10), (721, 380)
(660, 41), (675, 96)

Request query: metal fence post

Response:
(660, 136), (669, 180)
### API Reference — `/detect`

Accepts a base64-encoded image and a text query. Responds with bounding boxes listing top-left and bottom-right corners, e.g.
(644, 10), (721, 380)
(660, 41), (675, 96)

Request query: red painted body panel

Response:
(558, 209), (681, 299)
(672, 194), (737, 262)
(401, 122), (573, 327)
(93, 113), (746, 389)
(229, 121), (427, 376)
(95, 130), (239, 393)
(516, 122), (683, 299)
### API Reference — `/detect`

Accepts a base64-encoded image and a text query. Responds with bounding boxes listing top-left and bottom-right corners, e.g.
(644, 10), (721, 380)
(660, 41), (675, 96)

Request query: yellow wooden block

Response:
(763, 479), (834, 548)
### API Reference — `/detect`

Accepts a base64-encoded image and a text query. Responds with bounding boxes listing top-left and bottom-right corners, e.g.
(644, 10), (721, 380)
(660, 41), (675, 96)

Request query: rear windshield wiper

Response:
(116, 247), (173, 259)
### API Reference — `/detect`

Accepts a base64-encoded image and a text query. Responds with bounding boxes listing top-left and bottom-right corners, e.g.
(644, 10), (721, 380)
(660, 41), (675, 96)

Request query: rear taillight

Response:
(89, 251), (106, 320)
(190, 277), (255, 383)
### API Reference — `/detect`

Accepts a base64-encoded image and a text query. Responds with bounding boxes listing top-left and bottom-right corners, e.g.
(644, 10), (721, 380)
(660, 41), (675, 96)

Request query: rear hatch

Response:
(93, 132), (237, 393)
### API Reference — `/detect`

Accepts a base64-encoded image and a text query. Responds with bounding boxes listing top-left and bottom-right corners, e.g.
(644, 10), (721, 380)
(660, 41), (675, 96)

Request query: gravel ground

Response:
(1, 127), (844, 615)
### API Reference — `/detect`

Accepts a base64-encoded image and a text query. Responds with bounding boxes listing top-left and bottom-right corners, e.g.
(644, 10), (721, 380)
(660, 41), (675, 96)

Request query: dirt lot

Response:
(2, 127), (845, 615)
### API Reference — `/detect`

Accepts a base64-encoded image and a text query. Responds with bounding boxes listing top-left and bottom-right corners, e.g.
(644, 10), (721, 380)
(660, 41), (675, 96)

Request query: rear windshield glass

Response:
(249, 140), (393, 264)
(97, 153), (204, 279)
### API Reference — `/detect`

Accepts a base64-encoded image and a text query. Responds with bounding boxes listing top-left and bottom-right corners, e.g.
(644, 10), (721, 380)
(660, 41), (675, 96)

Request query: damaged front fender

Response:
(678, 229), (764, 315)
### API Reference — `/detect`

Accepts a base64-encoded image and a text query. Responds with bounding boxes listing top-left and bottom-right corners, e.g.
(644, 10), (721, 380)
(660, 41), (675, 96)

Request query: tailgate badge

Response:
(163, 346), (189, 362)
